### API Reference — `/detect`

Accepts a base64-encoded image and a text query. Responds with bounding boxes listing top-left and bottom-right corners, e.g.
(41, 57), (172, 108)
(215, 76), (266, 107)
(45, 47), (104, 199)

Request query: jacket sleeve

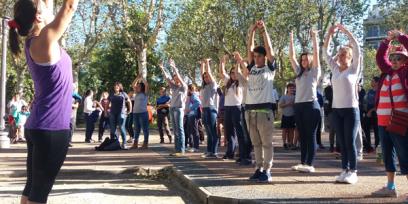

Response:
(398, 34), (408, 51)
(376, 39), (392, 73)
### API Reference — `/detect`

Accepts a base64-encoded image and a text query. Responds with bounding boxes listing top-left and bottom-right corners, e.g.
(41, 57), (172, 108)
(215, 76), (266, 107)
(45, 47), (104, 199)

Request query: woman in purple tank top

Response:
(9, 0), (78, 203)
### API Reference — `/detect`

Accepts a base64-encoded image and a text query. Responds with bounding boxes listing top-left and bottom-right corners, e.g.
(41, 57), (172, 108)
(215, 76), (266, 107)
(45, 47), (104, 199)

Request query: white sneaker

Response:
(291, 164), (304, 171)
(188, 148), (198, 153)
(298, 165), (315, 173)
(343, 171), (358, 184)
(335, 170), (348, 183)
(357, 154), (364, 161)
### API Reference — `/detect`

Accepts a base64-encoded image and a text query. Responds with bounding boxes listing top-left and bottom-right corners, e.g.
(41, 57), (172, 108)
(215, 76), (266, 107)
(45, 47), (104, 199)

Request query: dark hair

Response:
(9, 0), (37, 56)
(85, 90), (93, 97)
(253, 46), (267, 56)
(372, 76), (380, 83)
(286, 83), (295, 88)
(225, 68), (239, 95)
(201, 72), (208, 87)
(137, 82), (146, 93)
(297, 53), (312, 78)
(113, 82), (124, 92)
(188, 84), (196, 91)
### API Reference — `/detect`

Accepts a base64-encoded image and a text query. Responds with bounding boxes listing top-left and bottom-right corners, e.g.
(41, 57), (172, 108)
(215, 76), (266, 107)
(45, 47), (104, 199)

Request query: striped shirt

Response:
(377, 73), (408, 126)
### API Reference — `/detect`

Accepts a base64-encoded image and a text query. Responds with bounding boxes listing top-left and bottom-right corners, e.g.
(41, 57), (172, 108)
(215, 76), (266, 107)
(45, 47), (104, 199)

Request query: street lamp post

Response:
(0, 17), (10, 148)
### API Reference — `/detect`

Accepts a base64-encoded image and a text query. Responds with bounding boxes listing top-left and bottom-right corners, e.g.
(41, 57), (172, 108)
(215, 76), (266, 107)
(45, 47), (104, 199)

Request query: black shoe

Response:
(329, 146), (334, 153)
(168, 136), (172, 144)
(249, 169), (262, 181)
(85, 140), (91, 143)
(160, 139), (165, 144)
(239, 159), (252, 166)
(235, 158), (242, 163)
(222, 155), (234, 160)
(318, 144), (325, 150)
(284, 143), (288, 150)
(68, 143), (73, 147)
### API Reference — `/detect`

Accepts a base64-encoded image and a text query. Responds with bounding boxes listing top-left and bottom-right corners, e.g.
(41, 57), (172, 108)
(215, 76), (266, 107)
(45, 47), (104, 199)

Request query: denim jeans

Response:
(332, 108), (360, 170)
(379, 126), (408, 175)
(109, 112), (127, 145)
(98, 114), (110, 141)
(133, 112), (150, 144)
(170, 107), (185, 153)
(203, 107), (218, 154)
(126, 112), (134, 139)
(294, 101), (321, 166)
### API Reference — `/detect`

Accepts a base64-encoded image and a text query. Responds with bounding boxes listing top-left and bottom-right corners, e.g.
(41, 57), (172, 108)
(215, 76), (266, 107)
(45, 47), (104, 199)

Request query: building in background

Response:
(363, 5), (388, 48)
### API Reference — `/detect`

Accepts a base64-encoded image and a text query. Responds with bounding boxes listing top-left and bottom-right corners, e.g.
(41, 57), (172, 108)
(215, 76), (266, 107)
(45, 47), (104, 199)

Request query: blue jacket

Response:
(188, 93), (201, 116)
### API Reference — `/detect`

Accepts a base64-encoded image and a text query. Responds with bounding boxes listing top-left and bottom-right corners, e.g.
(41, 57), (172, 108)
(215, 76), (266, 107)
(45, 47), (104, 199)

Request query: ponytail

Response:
(9, 28), (21, 55)
(9, 0), (37, 56)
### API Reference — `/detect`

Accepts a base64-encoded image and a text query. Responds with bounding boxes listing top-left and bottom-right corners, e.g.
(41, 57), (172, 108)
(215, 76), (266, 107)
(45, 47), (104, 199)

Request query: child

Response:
(279, 83), (296, 150)
(15, 105), (30, 142)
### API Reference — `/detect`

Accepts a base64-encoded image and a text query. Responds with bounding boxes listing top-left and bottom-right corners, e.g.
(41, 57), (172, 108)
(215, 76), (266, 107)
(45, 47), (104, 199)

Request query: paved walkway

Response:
(0, 129), (407, 203)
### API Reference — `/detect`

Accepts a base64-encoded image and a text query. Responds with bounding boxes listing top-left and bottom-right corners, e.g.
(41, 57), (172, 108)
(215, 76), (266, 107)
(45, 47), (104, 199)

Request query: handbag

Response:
(386, 81), (408, 136)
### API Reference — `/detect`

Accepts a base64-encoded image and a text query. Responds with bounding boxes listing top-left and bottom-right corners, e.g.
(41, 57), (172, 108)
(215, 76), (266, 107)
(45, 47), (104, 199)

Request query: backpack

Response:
(95, 137), (121, 151)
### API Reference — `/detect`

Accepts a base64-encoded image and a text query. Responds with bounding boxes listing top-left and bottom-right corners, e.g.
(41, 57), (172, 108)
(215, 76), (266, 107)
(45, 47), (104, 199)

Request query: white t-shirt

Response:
(83, 96), (95, 114)
(8, 99), (27, 115)
(245, 61), (276, 110)
(323, 40), (361, 109)
(224, 76), (243, 106)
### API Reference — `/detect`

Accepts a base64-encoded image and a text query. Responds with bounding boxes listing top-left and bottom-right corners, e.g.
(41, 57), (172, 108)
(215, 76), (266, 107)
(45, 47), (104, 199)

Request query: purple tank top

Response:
(24, 39), (73, 130)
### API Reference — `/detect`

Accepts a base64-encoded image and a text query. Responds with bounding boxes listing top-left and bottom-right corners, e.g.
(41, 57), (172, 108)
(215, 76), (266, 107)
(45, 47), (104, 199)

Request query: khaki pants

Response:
(245, 111), (274, 170)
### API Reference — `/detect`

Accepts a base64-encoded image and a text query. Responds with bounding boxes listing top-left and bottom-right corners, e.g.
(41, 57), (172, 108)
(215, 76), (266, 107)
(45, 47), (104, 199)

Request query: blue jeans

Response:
(379, 126), (408, 175)
(133, 112), (150, 144)
(170, 107), (185, 153)
(294, 101), (321, 166)
(203, 107), (218, 154)
(186, 114), (200, 149)
(332, 108), (360, 170)
(109, 113), (127, 145)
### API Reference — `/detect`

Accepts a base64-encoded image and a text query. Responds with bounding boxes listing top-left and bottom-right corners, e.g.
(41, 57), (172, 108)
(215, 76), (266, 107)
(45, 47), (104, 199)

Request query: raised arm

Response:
(159, 62), (172, 84)
(219, 55), (229, 80)
(311, 30), (320, 69)
(396, 31), (408, 50)
(289, 31), (299, 73)
(204, 59), (216, 83)
(140, 76), (149, 94)
(40, 0), (79, 44)
(258, 21), (275, 62)
(233, 51), (248, 83)
(338, 24), (360, 74)
(323, 25), (336, 69)
(169, 59), (187, 88)
(247, 24), (256, 63)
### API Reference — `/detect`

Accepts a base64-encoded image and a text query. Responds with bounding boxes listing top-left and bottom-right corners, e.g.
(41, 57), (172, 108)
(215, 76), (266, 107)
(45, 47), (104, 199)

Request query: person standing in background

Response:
(363, 76), (380, 153)
(156, 87), (172, 144)
(98, 92), (110, 142)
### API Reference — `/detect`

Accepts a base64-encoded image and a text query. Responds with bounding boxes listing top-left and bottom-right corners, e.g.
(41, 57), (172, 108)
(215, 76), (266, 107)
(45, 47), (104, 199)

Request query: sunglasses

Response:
(389, 55), (405, 62)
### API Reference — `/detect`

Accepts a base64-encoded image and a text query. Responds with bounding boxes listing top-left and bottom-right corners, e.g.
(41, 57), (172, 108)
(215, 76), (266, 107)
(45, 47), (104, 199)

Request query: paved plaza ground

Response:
(0, 129), (407, 204)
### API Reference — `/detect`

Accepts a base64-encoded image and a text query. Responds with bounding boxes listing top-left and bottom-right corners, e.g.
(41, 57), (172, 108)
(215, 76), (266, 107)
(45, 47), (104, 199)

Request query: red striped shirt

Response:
(377, 73), (408, 126)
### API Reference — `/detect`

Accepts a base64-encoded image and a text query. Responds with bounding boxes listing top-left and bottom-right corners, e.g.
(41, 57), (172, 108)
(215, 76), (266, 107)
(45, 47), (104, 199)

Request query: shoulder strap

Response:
(388, 74), (395, 111)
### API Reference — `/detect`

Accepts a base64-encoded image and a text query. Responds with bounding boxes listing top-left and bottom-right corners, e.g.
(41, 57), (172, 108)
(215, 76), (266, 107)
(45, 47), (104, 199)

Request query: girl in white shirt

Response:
(323, 24), (361, 185)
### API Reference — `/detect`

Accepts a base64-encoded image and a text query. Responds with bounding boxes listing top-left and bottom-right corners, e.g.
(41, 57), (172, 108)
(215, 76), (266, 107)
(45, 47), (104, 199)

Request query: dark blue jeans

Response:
(332, 108), (360, 171)
(170, 107), (185, 153)
(203, 107), (218, 154)
(294, 101), (321, 166)
(224, 106), (247, 159)
(126, 112), (134, 139)
(133, 112), (150, 144)
(98, 114), (110, 140)
(379, 126), (408, 175)
(109, 113), (127, 145)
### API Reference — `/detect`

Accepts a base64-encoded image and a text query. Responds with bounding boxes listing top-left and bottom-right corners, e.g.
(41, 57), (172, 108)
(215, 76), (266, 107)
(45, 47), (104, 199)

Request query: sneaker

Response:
(121, 143), (128, 150)
(357, 154), (364, 161)
(235, 158), (242, 163)
(239, 159), (252, 166)
(130, 143), (138, 150)
(205, 153), (219, 159)
(343, 171), (358, 184)
(318, 144), (325, 150)
(283, 143), (288, 150)
(258, 170), (272, 183)
(169, 152), (185, 157)
(201, 153), (209, 158)
(371, 186), (398, 198)
(160, 139), (165, 144)
(335, 170), (348, 183)
(68, 143), (73, 147)
(222, 155), (234, 160)
(298, 165), (315, 173)
(127, 138), (134, 143)
(291, 164), (304, 171)
(249, 169), (262, 181)
(188, 148), (199, 153)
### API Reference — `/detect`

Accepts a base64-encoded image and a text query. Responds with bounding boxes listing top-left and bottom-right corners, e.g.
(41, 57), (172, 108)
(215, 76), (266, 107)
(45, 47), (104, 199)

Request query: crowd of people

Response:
(5, 0), (408, 203)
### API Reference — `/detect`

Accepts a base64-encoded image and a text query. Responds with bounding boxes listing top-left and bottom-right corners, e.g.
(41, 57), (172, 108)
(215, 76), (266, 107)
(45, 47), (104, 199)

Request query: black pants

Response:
(241, 106), (253, 155)
(294, 101), (321, 166)
(157, 113), (172, 140)
(23, 129), (70, 203)
(98, 115), (110, 140)
(363, 111), (379, 149)
(316, 109), (323, 146)
(186, 115), (200, 149)
(125, 112), (134, 139)
(84, 113), (95, 141)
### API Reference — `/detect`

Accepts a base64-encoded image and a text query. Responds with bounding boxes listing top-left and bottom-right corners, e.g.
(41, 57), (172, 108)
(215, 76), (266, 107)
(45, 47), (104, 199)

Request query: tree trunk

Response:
(137, 47), (148, 79)
(15, 68), (24, 94)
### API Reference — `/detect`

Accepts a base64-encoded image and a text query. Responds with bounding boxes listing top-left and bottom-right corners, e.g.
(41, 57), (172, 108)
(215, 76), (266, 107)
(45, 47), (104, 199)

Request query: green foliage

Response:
(378, 0), (408, 31)
(362, 48), (380, 90)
